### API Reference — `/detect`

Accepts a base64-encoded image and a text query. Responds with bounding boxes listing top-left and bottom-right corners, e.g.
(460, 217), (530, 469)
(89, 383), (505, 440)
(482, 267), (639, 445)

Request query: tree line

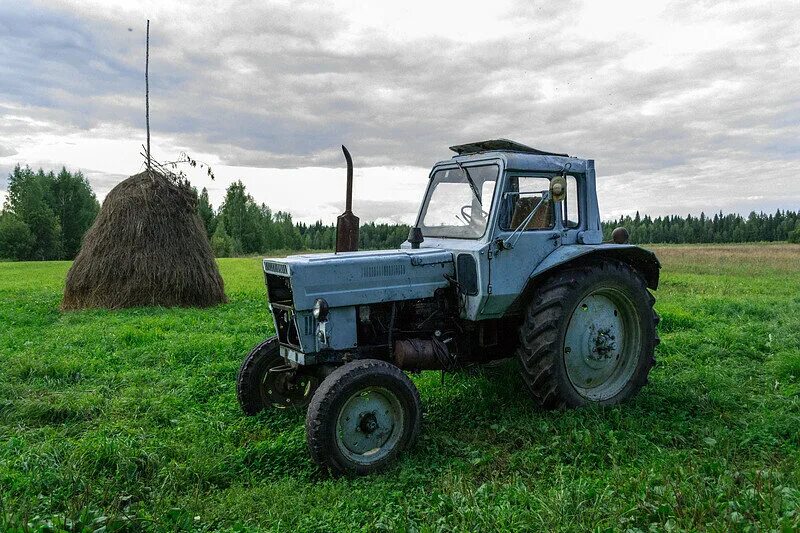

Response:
(0, 165), (99, 260)
(197, 180), (410, 256)
(2, 165), (799, 260)
(602, 211), (800, 244)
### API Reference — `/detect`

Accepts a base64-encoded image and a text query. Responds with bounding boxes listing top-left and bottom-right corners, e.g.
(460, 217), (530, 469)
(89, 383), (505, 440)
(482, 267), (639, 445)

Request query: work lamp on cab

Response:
(313, 298), (329, 321)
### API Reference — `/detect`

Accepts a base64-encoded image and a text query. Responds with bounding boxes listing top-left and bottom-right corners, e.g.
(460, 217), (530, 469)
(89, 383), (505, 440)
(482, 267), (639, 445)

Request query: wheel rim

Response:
(563, 288), (641, 401)
(261, 367), (319, 408)
(335, 386), (405, 465)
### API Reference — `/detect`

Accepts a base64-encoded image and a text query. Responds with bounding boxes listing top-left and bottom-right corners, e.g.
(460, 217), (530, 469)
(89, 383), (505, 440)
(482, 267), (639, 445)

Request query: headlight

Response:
(313, 298), (329, 321)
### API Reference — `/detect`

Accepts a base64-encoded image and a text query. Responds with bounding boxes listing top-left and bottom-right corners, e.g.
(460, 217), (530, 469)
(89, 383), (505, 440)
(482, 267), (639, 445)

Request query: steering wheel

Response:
(460, 204), (489, 225)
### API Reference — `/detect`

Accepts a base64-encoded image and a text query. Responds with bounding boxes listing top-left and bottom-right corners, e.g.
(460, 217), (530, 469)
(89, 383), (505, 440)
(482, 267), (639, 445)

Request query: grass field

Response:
(1, 244), (799, 532)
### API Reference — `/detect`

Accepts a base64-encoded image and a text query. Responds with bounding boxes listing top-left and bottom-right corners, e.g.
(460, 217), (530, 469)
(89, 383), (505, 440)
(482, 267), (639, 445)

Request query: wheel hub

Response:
(261, 367), (319, 408)
(590, 327), (617, 360)
(359, 412), (379, 434)
(583, 325), (619, 369)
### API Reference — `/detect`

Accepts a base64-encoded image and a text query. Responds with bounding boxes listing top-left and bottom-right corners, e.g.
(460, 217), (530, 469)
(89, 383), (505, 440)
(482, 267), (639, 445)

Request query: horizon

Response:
(5, 161), (798, 227)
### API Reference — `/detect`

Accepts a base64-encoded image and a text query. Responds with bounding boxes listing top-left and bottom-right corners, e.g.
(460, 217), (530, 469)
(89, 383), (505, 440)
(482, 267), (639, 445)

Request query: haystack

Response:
(62, 170), (226, 309)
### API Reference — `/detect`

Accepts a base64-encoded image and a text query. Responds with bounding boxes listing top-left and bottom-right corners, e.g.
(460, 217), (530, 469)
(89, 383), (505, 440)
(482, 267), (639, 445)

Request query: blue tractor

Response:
(237, 140), (660, 475)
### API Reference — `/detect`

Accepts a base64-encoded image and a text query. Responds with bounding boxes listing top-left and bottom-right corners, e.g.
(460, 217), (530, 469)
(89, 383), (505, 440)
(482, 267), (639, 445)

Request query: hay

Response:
(62, 171), (226, 310)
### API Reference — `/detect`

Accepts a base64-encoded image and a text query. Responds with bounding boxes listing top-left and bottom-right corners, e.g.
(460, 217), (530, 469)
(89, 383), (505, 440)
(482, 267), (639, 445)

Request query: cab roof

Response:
(449, 138), (568, 157)
(441, 138), (590, 174)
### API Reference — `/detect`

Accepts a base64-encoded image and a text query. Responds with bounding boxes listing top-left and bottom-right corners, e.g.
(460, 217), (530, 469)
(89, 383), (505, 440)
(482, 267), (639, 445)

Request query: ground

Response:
(1, 244), (799, 532)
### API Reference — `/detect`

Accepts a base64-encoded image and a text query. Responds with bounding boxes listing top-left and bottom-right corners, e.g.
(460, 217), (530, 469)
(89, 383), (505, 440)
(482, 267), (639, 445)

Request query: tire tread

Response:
(236, 337), (280, 416)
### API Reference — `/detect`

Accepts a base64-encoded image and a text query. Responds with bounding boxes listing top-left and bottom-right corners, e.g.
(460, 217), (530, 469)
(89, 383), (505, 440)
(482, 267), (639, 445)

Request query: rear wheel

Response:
(517, 260), (659, 408)
(306, 359), (422, 476)
(236, 337), (319, 414)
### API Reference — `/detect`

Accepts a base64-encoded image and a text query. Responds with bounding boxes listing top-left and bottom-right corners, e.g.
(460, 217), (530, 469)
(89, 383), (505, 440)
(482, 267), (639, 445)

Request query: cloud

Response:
(0, 0), (799, 222)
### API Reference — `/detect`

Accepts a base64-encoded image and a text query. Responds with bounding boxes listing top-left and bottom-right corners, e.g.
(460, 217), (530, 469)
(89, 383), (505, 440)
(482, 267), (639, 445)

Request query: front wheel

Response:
(306, 359), (422, 476)
(236, 337), (319, 415)
(517, 260), (659, 409)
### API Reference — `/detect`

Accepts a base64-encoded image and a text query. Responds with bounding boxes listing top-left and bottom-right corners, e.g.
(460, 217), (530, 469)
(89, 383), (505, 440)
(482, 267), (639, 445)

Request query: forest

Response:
(198, 180), (410, 257)
(601, 211), (800, 245)
(1, 164), (799, 261)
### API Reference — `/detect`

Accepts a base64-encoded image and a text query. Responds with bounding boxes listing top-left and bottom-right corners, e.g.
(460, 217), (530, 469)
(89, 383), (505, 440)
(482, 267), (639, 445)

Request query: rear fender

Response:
(508, 244), (660, 315)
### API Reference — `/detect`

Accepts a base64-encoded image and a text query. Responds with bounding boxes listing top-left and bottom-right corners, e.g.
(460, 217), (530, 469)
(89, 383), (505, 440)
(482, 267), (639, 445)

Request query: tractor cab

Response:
(406, 139), (605, 319)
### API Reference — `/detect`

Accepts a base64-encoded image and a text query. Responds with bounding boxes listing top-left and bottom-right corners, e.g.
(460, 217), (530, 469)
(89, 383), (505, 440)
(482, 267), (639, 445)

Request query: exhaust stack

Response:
(335, 145), (359, 253)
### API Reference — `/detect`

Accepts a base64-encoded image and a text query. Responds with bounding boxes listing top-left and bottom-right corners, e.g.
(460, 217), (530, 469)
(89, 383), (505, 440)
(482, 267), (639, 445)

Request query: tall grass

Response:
(1, 245), (798, 531)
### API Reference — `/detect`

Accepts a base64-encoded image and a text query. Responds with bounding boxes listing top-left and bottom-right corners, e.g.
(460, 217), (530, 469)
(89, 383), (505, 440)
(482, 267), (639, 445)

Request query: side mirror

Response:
(550, 175), (566, 202)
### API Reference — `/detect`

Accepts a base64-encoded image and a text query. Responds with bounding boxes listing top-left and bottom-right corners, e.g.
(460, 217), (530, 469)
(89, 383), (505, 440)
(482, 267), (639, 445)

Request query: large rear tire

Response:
(517, 260), (659, 409)
(306, 359), (422, 476)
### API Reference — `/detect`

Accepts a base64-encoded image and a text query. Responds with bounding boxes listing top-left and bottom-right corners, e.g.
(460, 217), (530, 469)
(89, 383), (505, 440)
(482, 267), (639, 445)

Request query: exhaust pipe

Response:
(335, 145), (359, 253)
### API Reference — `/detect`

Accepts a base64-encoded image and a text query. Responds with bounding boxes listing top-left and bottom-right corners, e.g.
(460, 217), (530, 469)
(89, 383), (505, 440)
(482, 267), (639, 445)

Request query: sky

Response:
(1, 0), (798, 224)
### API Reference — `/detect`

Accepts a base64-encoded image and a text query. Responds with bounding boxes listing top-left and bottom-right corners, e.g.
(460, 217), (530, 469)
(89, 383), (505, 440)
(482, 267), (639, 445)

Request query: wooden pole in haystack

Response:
(145, 19), (151, 174)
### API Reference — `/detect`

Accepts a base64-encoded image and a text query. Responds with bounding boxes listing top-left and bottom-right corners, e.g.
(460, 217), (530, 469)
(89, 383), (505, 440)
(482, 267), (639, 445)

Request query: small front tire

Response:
(306, 359), (422, 476)
(236, 337), (319, 414)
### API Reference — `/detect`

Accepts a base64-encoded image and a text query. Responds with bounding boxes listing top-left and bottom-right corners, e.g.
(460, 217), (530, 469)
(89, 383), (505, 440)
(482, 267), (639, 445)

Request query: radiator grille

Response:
(361, 264), (406, 278)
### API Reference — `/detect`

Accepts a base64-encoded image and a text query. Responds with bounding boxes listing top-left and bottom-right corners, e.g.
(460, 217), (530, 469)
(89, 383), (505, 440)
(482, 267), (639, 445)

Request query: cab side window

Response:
(562, 175), (580, 228)
(502, 176), (555, 231)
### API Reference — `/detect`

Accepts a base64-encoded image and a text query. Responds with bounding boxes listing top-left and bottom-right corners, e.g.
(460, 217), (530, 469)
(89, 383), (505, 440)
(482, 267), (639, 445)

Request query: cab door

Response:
(481, 174), (561, 317)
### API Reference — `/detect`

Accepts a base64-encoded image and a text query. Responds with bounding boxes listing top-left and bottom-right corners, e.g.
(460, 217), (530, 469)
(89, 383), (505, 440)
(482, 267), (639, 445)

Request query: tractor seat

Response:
(510, 196), (554, 230)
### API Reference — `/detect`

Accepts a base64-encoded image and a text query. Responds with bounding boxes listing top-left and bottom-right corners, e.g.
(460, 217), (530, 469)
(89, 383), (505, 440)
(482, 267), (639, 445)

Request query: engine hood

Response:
(263, 248), (454, 310)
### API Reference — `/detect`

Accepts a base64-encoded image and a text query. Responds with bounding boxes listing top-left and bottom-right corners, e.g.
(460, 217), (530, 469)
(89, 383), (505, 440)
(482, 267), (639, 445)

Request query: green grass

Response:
(1, 244), (799, 532)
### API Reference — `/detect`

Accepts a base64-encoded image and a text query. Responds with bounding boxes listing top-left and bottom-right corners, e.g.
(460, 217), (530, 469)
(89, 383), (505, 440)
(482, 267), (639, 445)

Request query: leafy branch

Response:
(139, 146), (216, 186)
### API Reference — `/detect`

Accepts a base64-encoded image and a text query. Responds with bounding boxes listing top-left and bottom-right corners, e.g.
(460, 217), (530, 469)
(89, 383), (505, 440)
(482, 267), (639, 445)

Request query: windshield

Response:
(418, 164), (499, 239)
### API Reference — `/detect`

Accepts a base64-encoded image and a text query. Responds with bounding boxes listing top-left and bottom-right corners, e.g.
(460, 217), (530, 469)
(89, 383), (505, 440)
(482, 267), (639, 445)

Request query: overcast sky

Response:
(1, 0), (798, 224)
